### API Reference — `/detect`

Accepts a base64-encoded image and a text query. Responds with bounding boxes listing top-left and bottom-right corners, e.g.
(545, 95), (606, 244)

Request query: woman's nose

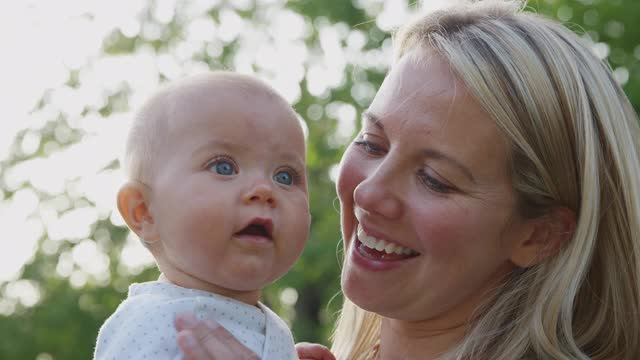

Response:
(243, 180), (276, 207)
(353, 167), (402, 220)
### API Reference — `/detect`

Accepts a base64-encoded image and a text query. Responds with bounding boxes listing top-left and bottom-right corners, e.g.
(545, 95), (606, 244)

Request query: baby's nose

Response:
(243, 181), (276, 207)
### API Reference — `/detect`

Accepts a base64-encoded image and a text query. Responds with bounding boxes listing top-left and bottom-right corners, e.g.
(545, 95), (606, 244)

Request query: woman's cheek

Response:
(336, 147), (365, 241)
(410, 203), (472, 256)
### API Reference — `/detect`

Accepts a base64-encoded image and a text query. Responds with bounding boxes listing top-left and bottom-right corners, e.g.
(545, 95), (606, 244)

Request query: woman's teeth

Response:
(357, 225), (416, 256)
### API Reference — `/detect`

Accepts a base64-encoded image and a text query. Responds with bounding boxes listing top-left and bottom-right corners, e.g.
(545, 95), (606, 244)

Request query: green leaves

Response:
(1, 1), (638, 358)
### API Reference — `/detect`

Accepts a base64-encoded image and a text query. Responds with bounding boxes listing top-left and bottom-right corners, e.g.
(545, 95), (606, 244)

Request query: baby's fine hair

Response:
(122, 71), (295, 182)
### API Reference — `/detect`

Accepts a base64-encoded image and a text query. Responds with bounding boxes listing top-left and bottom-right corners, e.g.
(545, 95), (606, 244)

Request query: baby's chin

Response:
(159, 255), (297, 300)
(220, 271), (284, 292)
(197, 265), (280, 292)
(220, 257), (298, 288)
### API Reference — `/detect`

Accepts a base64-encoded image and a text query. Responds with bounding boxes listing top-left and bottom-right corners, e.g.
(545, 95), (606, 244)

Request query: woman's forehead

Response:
(371, 54), (468, 117)
(369, 53), (479, 129)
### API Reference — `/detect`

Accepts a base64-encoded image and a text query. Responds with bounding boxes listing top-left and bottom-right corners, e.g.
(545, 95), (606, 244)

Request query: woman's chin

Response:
(341, 267), (389, 312)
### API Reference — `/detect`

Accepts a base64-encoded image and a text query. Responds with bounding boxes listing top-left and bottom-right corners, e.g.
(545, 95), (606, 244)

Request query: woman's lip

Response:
(357, 223), (419, 255)
(350, 236), (417, 272)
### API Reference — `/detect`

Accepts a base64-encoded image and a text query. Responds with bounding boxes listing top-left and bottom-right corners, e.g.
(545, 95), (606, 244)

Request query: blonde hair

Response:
(332, 1), (640, 359)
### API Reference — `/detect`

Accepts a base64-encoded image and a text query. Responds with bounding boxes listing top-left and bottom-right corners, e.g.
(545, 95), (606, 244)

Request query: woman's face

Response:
(337, 50), (532, 324)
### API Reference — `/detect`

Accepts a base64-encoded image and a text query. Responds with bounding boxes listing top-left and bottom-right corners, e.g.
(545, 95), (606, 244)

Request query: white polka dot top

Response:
(93, 281), (298, 360)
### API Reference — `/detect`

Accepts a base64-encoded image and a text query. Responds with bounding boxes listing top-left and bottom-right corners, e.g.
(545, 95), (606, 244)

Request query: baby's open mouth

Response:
(235, 218), (273, 240)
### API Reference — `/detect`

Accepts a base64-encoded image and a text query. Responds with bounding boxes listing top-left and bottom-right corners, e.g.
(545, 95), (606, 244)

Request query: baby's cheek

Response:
(181, 205), (231, 251)
(285, 219), (308, 261)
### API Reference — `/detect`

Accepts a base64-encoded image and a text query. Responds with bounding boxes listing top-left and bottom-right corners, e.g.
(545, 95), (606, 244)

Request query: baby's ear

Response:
(510, 206), (575, 268)
(117, 181), (159, 243)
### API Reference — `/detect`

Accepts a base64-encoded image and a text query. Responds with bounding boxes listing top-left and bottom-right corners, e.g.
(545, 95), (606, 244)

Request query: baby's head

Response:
(117, 72), (310, 304)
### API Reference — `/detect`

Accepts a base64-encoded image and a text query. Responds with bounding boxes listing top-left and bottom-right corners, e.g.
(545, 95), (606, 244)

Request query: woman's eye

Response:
(207, 159), (237, 176)
(273, 170), (294, 185)
(418, 170), (453, 194)
(353, 140), (385, 155)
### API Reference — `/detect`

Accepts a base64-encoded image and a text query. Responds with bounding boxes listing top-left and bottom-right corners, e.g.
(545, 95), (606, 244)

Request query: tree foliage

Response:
(0, 1), (638, 359)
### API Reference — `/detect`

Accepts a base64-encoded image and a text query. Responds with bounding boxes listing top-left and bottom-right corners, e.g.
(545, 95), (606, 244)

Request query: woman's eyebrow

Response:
(423, 149), (476, 183)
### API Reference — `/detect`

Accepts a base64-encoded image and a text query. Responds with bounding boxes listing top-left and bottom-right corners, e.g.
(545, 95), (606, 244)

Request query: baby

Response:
(94, 72), (310, 359)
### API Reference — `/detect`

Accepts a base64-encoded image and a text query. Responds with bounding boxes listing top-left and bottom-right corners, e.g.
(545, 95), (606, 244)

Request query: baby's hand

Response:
(174, 313), (259, 360)
(296, 342), (336, 360)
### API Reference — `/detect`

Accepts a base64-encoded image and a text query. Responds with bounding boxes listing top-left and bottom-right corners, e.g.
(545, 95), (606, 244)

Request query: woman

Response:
(175, 0), (640, 358)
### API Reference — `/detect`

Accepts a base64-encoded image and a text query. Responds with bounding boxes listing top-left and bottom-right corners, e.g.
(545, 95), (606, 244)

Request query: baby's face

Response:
(146, 84), (309, 295)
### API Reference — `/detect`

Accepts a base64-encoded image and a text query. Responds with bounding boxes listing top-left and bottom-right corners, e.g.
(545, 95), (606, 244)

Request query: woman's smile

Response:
(357, 224), (419, 257)
(350, 223), (421, 271)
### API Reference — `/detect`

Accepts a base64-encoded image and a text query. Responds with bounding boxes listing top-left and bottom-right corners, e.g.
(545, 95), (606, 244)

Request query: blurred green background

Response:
(0, 0), (638, 359)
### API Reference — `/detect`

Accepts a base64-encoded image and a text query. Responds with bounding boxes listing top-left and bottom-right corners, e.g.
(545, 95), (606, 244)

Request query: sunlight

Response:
(72, 239), (111, 277)
(327, 102), (357, 147)
(279, 287), (299, 306)
(5, 279), (42, 308)
(0, 190), (42, 282)
(119, 233), (156, 276)
(47, 207), (98, 241)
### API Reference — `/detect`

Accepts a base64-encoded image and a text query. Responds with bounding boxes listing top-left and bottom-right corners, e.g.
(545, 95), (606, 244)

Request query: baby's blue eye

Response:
(273, 170), (294, 185)
(210, 160), (236, 176)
